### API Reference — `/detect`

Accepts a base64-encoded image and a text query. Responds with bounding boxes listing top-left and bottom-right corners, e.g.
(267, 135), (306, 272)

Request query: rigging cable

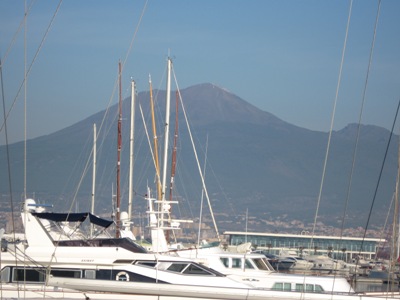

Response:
(122, 0), (148, 69)
(357, 98), (400, 264)
(336, 0), (382, 273)
(24, 0), (28, 203)
(173, 70), (220, 241)
(0, 56), (19, 299)
(310, 0), (353, 247)
(0, 0), (35, 69)
(23, 0), (28, 296)
(1, 2), (61, 296)
(70, 0), (148, 215)
(197, 134), (208, 247)
(0, 0), (63, 134)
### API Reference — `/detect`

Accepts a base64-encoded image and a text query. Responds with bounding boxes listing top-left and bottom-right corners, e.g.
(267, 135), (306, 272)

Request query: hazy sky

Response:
(1, 0), (400, 144)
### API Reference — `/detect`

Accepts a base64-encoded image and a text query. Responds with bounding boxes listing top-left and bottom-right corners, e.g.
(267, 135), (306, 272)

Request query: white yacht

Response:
(1, 199), (396, 300)
(146, 194), (354, 294)
(0, 199), (250, 299)
(170, 241), (355, 293)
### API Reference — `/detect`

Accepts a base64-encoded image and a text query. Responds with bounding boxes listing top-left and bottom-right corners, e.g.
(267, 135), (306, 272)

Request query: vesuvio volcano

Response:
(0, 83), (397, 232)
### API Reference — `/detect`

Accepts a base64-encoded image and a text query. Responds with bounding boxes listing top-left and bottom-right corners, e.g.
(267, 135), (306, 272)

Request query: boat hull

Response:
(47, 277), (399, 300)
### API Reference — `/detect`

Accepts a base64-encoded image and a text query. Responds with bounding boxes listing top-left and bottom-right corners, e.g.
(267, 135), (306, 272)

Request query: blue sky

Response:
(1, 0), (400, 144)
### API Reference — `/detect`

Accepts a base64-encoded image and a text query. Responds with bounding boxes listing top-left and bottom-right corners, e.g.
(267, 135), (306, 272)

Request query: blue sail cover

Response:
(32, 212), (88, 222)
(88, 213), (113, 228)
(32, 212), (113, 228)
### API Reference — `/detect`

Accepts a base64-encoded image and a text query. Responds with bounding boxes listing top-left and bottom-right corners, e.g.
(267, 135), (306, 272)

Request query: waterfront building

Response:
(224, 231), (385, 262)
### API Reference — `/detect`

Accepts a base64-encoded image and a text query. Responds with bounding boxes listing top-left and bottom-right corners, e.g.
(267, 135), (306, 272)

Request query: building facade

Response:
(224, 231), (385, 262)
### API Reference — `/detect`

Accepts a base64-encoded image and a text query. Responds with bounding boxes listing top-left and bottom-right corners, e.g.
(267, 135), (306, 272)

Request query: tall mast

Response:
(161, 57), (172, 226)
(90, 123), (97, 237)
(116, 61), (122, 238)
(165, 90), (179, 243)
(128, 80), (135, 222)
(197, 134), (208, 246)
(169, 90), (179, 202)
(149, 75), (162, 200)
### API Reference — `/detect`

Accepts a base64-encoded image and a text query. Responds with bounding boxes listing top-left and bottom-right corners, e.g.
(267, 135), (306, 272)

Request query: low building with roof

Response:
(224, 231), (385, 262)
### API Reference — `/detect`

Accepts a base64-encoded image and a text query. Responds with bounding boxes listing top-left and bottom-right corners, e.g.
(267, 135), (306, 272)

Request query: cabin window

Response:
(1, 267), (10, 282)
(96, 269), (112, 280)
(13, 268), (46, 282)
(12, 268), (82, 283)
(50, 269), (81, 278)
(85, 270), (96, 279)
(314, 285), (324, 292)
(1, 239), (8, 252)
(295, 283), (324, 292)
(220, 257), (229, 267)
(167, 263), (187, 273)
(272, 282), (291, 291)
(253, 258), (270, 270)
(114, 259), (135, 264)
(182, 264), (211, 275)
(272, 282), (283, 290)
(244, 259), (254, 269)
(232, 258), (242, 269)
(135, 261), (157, 267)
(166, 263), (214, 275)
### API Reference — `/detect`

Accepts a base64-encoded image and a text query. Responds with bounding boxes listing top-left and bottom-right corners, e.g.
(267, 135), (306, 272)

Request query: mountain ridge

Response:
(0, 83), (397, 234)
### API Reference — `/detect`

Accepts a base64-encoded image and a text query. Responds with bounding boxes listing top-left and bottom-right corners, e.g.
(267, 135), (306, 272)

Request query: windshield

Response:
(253, 257), (274, 271)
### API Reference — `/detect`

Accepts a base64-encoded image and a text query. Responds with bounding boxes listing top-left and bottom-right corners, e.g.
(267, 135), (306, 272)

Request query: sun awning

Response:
(32, 212), (88, 222)
(88, 213), (113, 228)
(32, 212), (113, 228)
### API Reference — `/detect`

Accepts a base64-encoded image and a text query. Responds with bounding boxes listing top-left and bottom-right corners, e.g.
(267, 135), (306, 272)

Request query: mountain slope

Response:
(0, 83), (397, 233)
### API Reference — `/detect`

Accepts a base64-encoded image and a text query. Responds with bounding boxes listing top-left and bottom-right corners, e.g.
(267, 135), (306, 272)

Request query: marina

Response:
(0, 198), (390, 300)
(2, 1), (400, 299)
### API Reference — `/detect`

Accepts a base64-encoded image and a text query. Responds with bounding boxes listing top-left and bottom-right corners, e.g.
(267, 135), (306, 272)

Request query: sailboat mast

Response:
(161, 58), (172, 205)
(169, 90), (179, 202)
(116, 61), (122, 238)
(197, 134), (208, 246)
(90, 123), (97, 237)
(128, 80), (135, 222)
(149, 75), (162, 200)
(165, 90), (179, 243)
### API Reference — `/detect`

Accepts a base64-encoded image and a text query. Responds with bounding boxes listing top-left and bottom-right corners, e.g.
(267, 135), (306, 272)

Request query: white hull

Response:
(48, 277), (400, 300)
(2, 202), (393, 300)
(2, 278), (400, 300)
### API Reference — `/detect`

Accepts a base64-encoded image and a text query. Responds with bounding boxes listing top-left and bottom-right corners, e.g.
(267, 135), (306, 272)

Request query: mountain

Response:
(0, 83), (397, 233)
